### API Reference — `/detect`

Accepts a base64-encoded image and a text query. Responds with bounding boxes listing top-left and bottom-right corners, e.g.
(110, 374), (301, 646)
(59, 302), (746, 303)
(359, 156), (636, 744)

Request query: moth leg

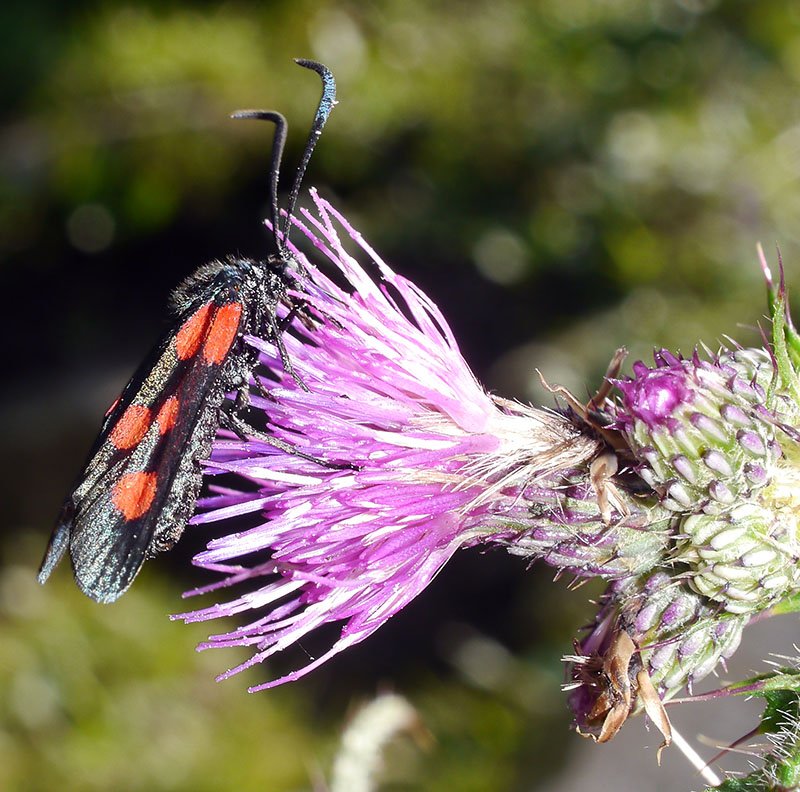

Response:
(220, 407), (357, 471)
(231, 347), (279, 406)
(268, 311), (309, 392)
(251, 374), (276, 402)
(230, 355), (259, 411)
(277, 300), (302, 333)
(280, 294), (321, 333)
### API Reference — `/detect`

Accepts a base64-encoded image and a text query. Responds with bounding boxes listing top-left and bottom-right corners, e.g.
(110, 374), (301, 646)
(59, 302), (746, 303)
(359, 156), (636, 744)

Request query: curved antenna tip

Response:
(231, 109), (286, 123)
(293, 58), (338, 113)
(228, 109), (288, 252)
(280, 59), (337, 242)
(294, 58), (329, 74)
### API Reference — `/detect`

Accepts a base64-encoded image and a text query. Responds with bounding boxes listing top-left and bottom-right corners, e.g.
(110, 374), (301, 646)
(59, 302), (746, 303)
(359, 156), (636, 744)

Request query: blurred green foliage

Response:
(4, 1), (800, 789)
(1, 534), (579, 791)
(0, 536), (323, 791)
(7, 0), (800, 383)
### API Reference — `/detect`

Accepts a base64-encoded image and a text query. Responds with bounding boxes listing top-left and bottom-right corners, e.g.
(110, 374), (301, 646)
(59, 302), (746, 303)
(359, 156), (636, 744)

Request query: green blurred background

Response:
(3, 1), (800, 789)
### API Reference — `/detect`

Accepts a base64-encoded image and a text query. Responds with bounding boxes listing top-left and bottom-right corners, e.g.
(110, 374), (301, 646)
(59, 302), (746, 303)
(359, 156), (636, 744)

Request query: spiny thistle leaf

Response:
(702, 686), (800, 791)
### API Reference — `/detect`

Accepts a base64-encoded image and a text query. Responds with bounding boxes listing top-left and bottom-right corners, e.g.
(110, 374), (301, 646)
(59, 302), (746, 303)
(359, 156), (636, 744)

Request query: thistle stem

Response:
(671, 725), (722, 787)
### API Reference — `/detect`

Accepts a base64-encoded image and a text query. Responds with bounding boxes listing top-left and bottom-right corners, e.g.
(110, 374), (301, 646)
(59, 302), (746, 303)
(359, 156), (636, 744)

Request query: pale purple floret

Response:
(174, 191), (594, 689)
(616, 354), (693, 430)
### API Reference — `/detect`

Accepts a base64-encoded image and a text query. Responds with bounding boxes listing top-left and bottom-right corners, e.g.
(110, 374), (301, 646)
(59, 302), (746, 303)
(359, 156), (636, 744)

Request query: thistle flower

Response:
(567, 569), (747, 742)
(174, 187), (800, 770)
(176, 190), (608, 689)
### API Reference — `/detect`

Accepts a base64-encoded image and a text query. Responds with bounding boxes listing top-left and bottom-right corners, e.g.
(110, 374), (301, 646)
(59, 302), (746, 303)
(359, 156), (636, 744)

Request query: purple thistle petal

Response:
(174, 190), (599, 687)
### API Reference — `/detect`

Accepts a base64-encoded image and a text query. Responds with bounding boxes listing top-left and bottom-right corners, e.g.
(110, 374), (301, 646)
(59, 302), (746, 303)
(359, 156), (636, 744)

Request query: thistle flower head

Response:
(171, 190), (800, 770)
(176, 191), (601, 689)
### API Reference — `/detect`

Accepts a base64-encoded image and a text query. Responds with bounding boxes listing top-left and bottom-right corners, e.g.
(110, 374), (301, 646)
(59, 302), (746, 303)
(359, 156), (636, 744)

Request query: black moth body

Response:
(38, 60), (337, 604)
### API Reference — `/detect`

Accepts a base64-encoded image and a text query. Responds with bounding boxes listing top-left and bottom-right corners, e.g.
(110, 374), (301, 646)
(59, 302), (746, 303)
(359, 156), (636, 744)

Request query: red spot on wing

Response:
(202, 302), (242, 364)
(111, 471), (158, 520)
(109, 404), (152, 450)
(156, 396), (180, 434)
(175, 303), (213, 360)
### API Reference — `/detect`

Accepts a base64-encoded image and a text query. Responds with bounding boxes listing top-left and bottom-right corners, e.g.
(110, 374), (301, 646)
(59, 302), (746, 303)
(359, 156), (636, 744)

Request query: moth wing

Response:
(39, 296), (245, 603)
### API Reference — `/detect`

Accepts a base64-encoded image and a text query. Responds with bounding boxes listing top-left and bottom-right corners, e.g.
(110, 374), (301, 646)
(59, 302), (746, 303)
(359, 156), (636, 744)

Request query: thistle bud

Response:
(568, 569), (747, 741)
(674, 448), (800, 613)
(615, 348), (785, 513)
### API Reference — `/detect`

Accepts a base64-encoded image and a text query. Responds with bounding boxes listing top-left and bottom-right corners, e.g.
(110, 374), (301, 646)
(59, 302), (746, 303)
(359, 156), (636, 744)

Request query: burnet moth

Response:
(38, 59), (337, 604)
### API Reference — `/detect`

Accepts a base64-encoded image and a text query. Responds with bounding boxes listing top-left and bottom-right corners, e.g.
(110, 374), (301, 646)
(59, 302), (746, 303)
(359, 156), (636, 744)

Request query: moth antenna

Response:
(230, 60), (336, 254)
(282, 59), (337, 244)
(230, 109), (287, 255)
